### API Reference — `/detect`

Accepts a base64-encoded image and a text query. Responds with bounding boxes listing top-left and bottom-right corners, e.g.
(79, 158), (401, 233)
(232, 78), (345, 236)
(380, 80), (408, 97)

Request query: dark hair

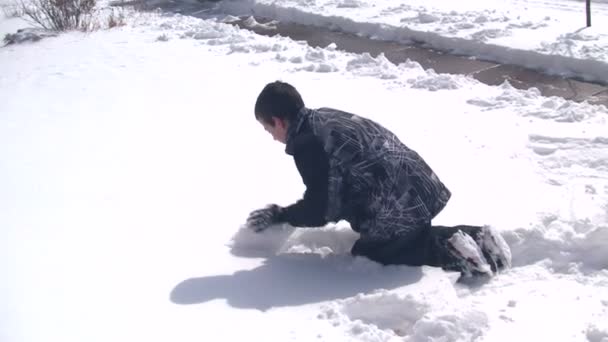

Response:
(254, 81), (305, 126)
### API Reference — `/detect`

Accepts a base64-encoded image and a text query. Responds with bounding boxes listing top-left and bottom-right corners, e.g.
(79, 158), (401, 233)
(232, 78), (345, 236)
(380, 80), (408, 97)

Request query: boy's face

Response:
(259, 117), (288, 144)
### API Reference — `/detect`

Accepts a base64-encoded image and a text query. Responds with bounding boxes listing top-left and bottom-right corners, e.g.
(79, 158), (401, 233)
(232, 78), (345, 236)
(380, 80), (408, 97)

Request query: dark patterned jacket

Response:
(277, 107), (451, 241)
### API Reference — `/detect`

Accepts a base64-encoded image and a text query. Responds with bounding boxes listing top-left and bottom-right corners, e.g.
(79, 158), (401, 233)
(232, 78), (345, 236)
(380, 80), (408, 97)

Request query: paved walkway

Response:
(230, 17), (608, 108)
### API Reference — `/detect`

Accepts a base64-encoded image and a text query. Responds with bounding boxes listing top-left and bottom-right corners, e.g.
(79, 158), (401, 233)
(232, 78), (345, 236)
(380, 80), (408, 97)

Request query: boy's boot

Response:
(446, 230), (493, 278)
(476, 225), (512, 273)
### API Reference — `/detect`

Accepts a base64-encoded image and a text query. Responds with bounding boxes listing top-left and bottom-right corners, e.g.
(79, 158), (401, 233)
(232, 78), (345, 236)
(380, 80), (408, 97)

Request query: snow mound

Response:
(414, 12), (440, 24)
(228, 224), (297, 257)
(154, 14), (252, 45)
(540, 29), (607, 62)
(298, 62), (339, 73)
(504, 217), (608, 273)
(408, 310), (488, 342)
(338, 292), (430, 334)
(229, 222), (359, 258)
(297, 46), (339, 72)
(471, 28), (511, 42)
(346, 53), (401, 79)
(149, 13), (483, 87)
(407, 70), (466, 91)
(336, 0), (364, 9)
(229, 41), (285, 54)
(274, 44), (340, 71)
(587, 323), (608, 342)
(345, 52), (427, 81)
(241, 15), (278, 30)
(467, 82), (608, 123)
(528, 134), (608, 177)
(319, 288), (488, 341)
(148, 13), (311, 59)
(528, 100), (607, 123)
(182, 25), (246, 44)
(303, 46), (334, 62)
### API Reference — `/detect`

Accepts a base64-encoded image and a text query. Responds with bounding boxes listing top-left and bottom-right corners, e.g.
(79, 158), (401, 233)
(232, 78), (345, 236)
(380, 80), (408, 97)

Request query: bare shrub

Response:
(18, 0), (97, 31)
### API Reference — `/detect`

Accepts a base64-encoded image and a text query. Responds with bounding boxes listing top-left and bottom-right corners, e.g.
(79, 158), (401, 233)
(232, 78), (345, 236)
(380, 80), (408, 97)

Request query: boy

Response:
(245, 81), (511, 279)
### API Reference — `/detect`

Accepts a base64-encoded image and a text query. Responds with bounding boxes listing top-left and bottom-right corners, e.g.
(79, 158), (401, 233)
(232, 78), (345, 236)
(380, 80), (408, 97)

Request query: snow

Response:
(2, 1), (608, 342)
(587, 323), (608, 342)
(218, 0), (608, 84)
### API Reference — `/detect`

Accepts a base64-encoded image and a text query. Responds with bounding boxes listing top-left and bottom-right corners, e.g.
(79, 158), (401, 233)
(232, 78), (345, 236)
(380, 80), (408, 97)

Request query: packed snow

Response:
(2, 0), (608, 342)
(219, 0), (608, 83)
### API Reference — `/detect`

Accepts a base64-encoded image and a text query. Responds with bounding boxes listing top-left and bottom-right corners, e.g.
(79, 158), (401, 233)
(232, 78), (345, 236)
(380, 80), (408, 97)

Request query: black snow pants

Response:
(350, 223), (483, 273)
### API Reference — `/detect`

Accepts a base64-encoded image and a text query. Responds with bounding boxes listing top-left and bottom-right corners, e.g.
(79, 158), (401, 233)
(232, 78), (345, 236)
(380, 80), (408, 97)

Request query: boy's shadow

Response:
(170, 254), (423, 311)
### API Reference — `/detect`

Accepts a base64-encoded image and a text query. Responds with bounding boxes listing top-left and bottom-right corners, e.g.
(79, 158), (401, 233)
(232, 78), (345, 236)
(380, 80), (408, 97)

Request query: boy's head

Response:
(254, 81), (305, 144)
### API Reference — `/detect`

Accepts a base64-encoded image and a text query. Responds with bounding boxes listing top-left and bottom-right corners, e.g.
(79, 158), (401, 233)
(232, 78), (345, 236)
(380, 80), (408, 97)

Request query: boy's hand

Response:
(246, 204), (284, 232)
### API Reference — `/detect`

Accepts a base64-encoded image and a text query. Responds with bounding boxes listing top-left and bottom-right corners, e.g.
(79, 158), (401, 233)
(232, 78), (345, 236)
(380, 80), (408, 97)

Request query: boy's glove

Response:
(245, 204), (285, 232)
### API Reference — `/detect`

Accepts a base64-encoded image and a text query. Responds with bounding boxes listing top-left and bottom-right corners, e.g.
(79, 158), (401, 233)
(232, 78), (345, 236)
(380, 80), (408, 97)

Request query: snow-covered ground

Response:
(219, 0), (608, 84)
(2, 1), (608, 342)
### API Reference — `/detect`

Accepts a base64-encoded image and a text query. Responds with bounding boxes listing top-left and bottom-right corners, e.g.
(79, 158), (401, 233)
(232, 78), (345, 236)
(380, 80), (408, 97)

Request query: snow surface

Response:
(219, 0), (608, 84)
(2, 1), (608, 342)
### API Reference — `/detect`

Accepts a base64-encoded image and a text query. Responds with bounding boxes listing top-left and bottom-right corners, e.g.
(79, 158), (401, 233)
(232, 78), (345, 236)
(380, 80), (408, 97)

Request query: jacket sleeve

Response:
(278, 133), (329, 227)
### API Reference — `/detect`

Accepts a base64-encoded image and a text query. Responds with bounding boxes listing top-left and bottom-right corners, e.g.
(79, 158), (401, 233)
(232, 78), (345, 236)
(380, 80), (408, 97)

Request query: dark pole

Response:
(587, 0), (591, 27)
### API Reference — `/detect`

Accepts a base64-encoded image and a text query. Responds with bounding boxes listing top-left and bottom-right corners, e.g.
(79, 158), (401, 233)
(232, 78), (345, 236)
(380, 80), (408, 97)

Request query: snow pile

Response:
(274, 42), (337, 69)
(525, 100), (608, 123)
(228, 224), (298, 257)
(337, 0), (364, 9)
(528, 134), (608, 180)
(467, 82), (608, 123)
(345, 52), (416, 80)
(241, 15), (278, 30)
(411, 12), (441, 25)
(587, 323), (608, 342)
(279, 224), (360, 256)
(182, 23), (248, 44)
(228, 41), (285, 54)
(504, 218), (608, 272)
(297, 45), (340, 73)
(229, 222), (359, 258)
(149, 14), (252, 45)
(407, 70), (468, 91)
(152, 13), (479, 86)
(539, 28), (607, 64)
(401, 8), (513, 33)
(319, 283), (488, 341)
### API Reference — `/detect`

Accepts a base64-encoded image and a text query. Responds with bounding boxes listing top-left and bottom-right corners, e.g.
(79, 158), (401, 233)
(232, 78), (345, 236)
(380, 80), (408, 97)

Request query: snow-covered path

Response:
(1, 4), (608, 342)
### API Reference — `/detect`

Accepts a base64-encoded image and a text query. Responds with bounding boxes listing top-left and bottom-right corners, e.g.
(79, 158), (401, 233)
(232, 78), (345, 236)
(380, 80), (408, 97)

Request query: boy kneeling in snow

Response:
(245, 81), (511, 279)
